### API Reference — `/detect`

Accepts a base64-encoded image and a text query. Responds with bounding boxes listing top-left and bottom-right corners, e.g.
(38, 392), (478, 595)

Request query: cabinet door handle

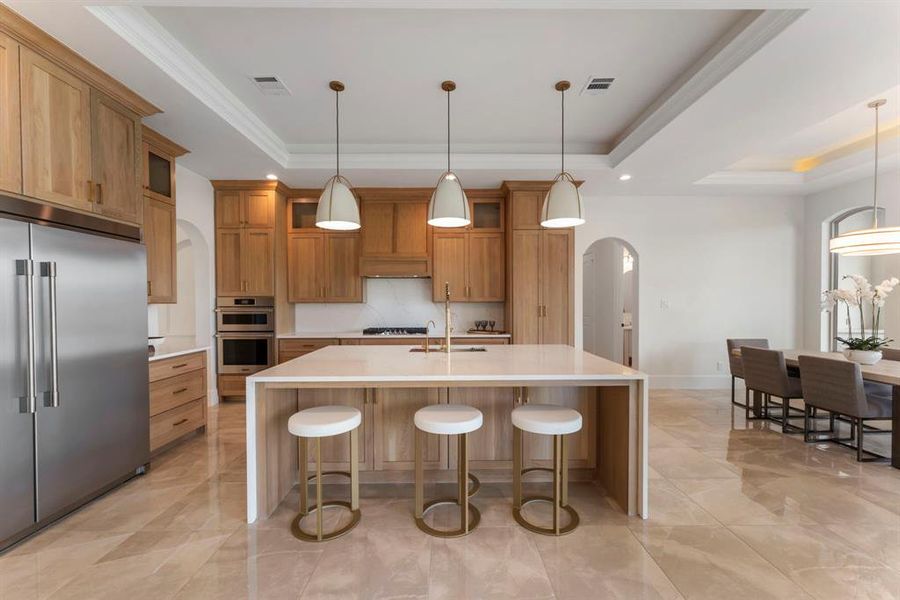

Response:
(87, 180), (94, 203)
(173, 387), (188, 395)
(147, 280), (152, 296)
(537, 305), (542, 317)
(172, 418), (189, 427)
(96, 182), (103, 205)
(171, 363), (188, 369)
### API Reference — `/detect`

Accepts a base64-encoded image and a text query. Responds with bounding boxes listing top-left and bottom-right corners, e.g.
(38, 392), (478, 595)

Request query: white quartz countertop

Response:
(248, 344), (645, 385)
(149, 337), (210, 362)
(277, 331), (511, 339)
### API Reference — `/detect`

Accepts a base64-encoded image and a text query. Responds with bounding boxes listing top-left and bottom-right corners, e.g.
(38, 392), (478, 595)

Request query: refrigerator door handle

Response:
(15, 259), (36, 414)
(40, 261), (60, 408)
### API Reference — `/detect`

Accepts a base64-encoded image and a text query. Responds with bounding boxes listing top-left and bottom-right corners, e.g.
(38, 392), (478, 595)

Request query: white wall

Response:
(575, 193), (804, 388)
(147, 165), (217, 399)
(293, 278), (504, 334)
(801, 168), (900, 351)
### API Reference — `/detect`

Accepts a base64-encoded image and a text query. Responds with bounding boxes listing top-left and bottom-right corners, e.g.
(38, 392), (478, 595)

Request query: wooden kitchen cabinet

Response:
(509, 228), (573, 345)
(215, 189), (276, 296)
(90, 90), (141, 224)
(142, 125), (187, 205)
(508, 190), (544, 230)
(278, 338), (338, 363)
(373, 388), (447, 471)
(0, 31), (21, 194)
(287, 232), (362, 303)
(149, 350), (207, 454)
(432, 231), (504, 302)
(20, 46), (92, 211)
(359, 192), (431, 277)
(448, 387), (516, 470)
(144, 196), (176, 303)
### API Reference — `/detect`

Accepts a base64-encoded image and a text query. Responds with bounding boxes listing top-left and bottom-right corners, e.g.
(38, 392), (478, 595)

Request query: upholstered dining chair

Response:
(881, 347), (900, 361)
(740, 346), (804, 432)
(725, 339), (769, 408)
(798, 355), (892, 462)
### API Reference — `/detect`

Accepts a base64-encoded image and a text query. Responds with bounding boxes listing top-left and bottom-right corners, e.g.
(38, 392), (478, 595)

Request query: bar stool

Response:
(414, 404), (483, 537)
(288, 405), (362, 542)
(511, 404), (582, 536)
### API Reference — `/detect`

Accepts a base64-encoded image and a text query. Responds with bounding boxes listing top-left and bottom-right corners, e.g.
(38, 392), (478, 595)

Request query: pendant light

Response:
(541, 81), (585, 228)
(428, 80), (470, 228)
(830, 99), (900, 256)
(316, 80), (360, 231)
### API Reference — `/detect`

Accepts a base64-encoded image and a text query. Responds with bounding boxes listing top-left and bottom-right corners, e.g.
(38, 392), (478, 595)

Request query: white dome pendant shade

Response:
(429, 173), (470, 228)
(317, 175), (360, 231)
(317, 80), (360, 231)
(542, 172), (584, 228)
(830, 99), (900, 256)
(541, 81), (585, 229)
(428, 81), (471, 228)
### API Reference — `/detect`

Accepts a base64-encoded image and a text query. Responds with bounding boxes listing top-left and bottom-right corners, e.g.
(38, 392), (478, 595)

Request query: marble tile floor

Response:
(1, 388), (898, 599)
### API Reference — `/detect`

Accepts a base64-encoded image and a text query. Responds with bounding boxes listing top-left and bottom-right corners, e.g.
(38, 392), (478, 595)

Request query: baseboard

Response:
(649, 374), (732, 389)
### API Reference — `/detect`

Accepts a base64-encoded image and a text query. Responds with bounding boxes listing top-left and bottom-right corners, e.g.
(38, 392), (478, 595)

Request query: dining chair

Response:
(725, 339), (769, 409)
(881, 348), (900, 361)
(798, 355), (892, 462)
(740, 346), (804, 432)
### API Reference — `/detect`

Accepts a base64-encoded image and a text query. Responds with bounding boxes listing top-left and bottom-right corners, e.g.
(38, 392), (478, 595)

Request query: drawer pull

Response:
(171, 363), (188, 369)
(172, 418), (189, 427)
(173, 387), (188, 394)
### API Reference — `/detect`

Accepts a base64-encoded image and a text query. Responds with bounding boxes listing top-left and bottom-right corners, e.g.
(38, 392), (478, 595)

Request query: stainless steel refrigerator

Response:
(0, 196), (149, 551)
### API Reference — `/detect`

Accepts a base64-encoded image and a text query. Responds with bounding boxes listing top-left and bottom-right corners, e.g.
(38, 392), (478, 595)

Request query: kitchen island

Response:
(245, 344), (649, 523)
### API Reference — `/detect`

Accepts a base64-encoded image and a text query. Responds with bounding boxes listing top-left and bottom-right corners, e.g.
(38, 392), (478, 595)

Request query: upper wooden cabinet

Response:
(0, 31), (21, 194)
(20, 47), (93, 211)
(509, 228), (573, 344)
(91, 91), (141, 223)
(287, 232), (363, 303)
(214, 186), (279, 297)
(144, 196), (176, 303)
(432, 231), (504, 302)
(142, 127), (188, 304)
(358, 191), (431, 277)
(0, 5), (159, 221)
(216, 190), (275, 228)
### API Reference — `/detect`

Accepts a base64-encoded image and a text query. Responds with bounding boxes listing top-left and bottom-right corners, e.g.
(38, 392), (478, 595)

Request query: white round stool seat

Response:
(512, 404), (582, 435)
(415, 404), (483, 435)
(289, 406), (361, 438)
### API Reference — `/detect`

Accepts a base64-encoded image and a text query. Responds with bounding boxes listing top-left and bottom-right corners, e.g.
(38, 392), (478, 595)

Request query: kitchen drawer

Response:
(149, 351), (205, 383)
(454, 337), (509, 345)
(150, 398), (205, 452)
(279, 338), (338, 354)
(150, 369), (206, 417)
(218, 374), (248, 397)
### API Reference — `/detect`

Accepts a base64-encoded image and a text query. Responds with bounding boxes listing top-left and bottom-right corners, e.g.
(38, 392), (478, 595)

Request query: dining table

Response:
(734, 349), (899, 469)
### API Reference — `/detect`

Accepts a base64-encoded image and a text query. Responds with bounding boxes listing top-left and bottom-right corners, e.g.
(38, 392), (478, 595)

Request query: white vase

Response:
(842, 349), (882, 365)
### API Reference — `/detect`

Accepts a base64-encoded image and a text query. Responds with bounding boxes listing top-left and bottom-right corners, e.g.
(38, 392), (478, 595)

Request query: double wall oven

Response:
(215, 297), (275, 375)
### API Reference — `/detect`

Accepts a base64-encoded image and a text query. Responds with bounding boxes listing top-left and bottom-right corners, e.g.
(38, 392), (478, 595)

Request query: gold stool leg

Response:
(350, 428), (359, 511)
(415, 429), (424, 519)
(553, 435), (561, 535)
(460, 433), (469, 534)
(513, 426), (522, 509)
(315, 438), (323, 542)
(561, 434), (569, 508)
(298, 436), (308, 515)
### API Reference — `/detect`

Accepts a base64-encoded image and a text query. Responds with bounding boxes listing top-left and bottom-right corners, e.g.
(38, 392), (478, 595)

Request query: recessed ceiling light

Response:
(266, 174), (278, 181)
(618, 174), (632, 181)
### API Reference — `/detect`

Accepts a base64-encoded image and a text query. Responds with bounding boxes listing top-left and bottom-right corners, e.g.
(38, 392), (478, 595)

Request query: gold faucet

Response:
(443, 282), (452, 353)
(423, 320), (436, 353)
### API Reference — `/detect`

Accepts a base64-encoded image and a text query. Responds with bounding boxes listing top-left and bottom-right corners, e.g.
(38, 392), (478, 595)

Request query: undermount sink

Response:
(409, 346), (487, 353)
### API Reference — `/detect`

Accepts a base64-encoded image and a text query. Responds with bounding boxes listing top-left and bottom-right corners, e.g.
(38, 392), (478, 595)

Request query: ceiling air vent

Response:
(580, 77), (614, 96)
(251, 75), (291, 96)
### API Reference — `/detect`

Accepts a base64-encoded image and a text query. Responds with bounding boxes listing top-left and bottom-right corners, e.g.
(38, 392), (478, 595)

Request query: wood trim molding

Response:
(210, 179), (292, 195)
(143, 125), (189, 157)
(500, 180), (583, 193)
(221, 183), (511, 198)
(0, 4), (159, 117)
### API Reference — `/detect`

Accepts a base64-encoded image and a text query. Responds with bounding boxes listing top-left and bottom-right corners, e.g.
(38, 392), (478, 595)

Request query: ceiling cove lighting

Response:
(427, 80), (470, 228)
(316, 80), (360, 231)
(542, 81), (585, 228)
(265, 173), (278, 181)
(830, 99), (900, 256)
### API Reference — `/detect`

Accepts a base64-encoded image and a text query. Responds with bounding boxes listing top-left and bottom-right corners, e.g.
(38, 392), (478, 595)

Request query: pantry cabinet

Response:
(215, 189), (276, 296)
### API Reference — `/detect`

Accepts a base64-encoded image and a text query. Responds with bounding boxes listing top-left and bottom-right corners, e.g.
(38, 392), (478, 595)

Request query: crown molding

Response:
(89, 5), (289, 165)
(609, 8), (805, 167)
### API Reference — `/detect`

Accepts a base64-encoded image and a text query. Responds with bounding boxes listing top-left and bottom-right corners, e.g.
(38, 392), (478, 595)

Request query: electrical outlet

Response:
(660, 299), (670, 310)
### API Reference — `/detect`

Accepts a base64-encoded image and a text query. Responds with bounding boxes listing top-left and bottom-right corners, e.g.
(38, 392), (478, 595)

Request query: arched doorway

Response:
(582, 238), (638, 368)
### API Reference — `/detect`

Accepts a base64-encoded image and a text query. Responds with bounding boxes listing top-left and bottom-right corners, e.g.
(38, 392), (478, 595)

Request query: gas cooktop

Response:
(362, 327), (428, 336)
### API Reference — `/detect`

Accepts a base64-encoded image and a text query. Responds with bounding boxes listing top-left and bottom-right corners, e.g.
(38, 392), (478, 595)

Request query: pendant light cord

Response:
(447, 88), (451, 173)
(335, 87), (340, 177)
(561, 86), (565, 174)
(872, 102), (879, 228)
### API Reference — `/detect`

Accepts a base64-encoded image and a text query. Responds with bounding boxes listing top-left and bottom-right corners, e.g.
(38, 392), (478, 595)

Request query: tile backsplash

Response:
(293, 278), (504, 333)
